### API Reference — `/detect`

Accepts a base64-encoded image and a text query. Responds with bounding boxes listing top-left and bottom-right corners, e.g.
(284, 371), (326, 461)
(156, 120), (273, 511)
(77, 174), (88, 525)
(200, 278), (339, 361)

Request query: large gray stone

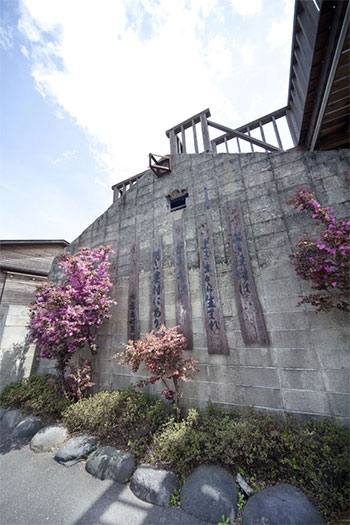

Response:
(12, 416), (42, 438)
(1, 409), (23, 433)
(86, 446), (135, 483)
(130, 464), (179, 507)
(54, 434), (97, 466)
(30, 424), (68, 452)
(180, 465), (238, 524)
(0, 407), (7, 420)
(242, 484), (325, 525)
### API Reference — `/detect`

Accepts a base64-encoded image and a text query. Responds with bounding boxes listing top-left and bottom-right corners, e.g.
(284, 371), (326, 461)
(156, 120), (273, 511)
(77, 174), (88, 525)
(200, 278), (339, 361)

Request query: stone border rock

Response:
(1, 409), (23, 433)
(86, 446), (135, 483)
(30, 424), (68, 453)
(180, 464), (238, 524)
(54, 434), (97, 467)
(130, 464), (180, 507)
(12, 416), (42, 439)
(242, 483), (325, 525)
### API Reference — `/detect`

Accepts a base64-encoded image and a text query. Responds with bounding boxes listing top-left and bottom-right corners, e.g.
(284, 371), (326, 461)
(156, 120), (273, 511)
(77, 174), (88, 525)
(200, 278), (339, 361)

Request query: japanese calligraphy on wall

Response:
(227, 200), (268, 345)
(150, 236), (165, 330)
(197, 216), (229, 355)
(173, 219), (193, 349)
(128, 241), (140, 341)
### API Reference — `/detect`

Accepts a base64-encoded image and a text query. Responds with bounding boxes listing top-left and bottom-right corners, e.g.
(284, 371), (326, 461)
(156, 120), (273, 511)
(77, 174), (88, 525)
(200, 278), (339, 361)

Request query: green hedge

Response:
(0, 374), (71, 420)
(146, 408), (349, 519)
(62, 388), (171, 460)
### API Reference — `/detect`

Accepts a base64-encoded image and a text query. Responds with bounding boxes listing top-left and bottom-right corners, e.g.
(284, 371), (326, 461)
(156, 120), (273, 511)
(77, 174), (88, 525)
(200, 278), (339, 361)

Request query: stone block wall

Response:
(43, 150), (350, 425)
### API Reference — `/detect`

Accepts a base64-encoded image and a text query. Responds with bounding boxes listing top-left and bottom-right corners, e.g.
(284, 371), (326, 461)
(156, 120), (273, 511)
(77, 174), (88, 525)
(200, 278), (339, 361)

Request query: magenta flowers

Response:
(28, 246), (116, 390)
(287, 188), (349, 312)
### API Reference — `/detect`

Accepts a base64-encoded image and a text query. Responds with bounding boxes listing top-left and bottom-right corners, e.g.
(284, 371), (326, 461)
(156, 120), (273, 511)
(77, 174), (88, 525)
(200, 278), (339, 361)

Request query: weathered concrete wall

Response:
(43, 150), (350, 425)
(0, 305), (37, 389)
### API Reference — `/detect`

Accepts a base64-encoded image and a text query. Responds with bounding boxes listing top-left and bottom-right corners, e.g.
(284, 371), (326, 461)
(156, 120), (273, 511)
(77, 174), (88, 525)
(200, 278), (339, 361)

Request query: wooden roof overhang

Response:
(287, 0), (350, 150)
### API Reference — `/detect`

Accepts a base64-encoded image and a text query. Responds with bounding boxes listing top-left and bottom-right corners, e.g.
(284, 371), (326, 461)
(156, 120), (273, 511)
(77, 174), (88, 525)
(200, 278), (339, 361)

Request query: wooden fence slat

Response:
(173, 219), (193, 349)
(150, 237), (165, 330)
(197, 215), (229, 355)
(192, 119), (199, 153)
(128, 241), (140, 341)
(181, 125), (187, 153)
(272, 116), (283, 149)
(259, 121), (266, 143)
(247, 126), (254, 152)
(227, 201), (268, 345)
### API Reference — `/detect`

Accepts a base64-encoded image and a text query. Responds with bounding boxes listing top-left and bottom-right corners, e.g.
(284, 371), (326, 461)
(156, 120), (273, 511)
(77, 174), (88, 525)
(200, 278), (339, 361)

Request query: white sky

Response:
(1, 0), (295, 242)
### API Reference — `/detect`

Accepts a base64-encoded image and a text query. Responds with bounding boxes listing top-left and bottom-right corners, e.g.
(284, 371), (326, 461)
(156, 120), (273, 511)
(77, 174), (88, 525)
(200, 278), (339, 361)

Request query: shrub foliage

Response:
(114, 325), (199, 420)
(0, 374), (71, 420)
(146, 408), (349, 518)
(2, 377), (348, 520)
(61, 388), (171, 460)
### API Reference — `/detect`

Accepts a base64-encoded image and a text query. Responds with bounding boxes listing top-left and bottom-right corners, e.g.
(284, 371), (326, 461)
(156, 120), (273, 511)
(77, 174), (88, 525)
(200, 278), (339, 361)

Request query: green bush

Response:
(62, 388), (171, 460)
(0, 374), (71, 420)
(146, 408), (349, 519)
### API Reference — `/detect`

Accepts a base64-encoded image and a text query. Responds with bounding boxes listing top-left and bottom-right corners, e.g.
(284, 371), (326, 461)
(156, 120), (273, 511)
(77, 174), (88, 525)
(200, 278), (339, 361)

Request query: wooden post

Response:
(200, 113), (211, 152)
(272, 116), (283, 149)
(173, 219), (193, 349)
(192, 119), (199, 153)
(259, 121), (266, 143)
(224, 136), (229, 153)
(169, 129), (177, 154)
(247, 127), (254, 152)
(197, 215), (229, 354)
(227, 201), (268, 345)
(181, 125), (187, 153)
(236, 137), (241, 153)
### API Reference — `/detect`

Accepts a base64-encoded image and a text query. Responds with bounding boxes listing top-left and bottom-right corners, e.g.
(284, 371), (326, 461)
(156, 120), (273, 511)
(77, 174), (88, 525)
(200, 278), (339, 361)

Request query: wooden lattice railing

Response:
(166, 107), (290, 154)
(112, 107), (292, 200)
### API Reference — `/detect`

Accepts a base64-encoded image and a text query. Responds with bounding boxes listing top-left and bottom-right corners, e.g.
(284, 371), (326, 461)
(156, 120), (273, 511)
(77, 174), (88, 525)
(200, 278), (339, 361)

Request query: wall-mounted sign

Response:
(150, 236), (165, 330)
(197, 216), (229, 355)
(227, 200), (268, 345)
(128, 241), (140, 341)
(173, 219), (193, 349)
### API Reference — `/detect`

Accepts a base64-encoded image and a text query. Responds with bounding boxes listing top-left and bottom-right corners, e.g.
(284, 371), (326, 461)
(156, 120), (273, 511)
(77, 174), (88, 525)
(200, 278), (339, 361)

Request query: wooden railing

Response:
(166, 107), (290, 154)
(112, 107), (292, 201)
(112, 172), (146, 201)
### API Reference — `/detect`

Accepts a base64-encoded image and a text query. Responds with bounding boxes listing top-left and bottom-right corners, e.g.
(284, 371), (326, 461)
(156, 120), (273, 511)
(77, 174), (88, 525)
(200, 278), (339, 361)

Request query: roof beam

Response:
(309, 1), (350, 150)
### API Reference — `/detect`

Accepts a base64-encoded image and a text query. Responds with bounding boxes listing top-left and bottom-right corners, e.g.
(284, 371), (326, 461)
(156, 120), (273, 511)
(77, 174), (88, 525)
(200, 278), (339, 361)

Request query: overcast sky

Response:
(1, 0), (295, 243)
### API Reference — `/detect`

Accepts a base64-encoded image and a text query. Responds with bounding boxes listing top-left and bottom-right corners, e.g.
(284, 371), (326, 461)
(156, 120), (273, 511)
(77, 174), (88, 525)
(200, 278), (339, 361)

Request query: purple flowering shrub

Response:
(28, 246), (116, 393)
(287, 188), (349, 312)
(114, 325), (199, 420)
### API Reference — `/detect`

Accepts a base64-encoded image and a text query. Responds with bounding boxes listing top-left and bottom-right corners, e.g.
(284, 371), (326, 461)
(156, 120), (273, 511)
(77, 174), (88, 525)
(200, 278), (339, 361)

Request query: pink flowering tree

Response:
(28, 246), (116, 395)
(113, 325), (199, 420)
(287, 188), (350, 312)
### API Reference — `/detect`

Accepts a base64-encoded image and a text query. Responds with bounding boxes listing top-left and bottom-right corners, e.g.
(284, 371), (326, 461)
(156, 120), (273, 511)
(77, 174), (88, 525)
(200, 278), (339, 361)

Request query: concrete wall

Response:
(0, 305), (37, 389)
(0, 242), (67, 387)
(43, 150), (350, 425)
